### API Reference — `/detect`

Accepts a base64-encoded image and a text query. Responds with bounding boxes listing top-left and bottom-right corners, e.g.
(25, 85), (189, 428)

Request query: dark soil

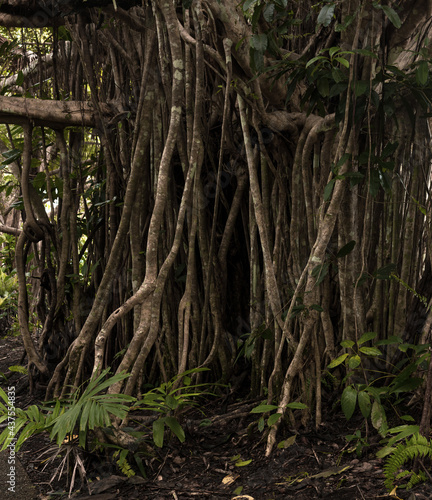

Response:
(0, 334), (431, 500)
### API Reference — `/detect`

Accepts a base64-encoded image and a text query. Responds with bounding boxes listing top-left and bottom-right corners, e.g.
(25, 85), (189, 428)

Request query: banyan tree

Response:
(1, 0), (432, 454)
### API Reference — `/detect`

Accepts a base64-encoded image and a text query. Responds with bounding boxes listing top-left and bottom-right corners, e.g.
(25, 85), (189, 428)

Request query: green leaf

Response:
(235, 459), (252, 466)
(267, 413), (282, 426)
(340, 340), (355, 349)
(341, 385), (357, 420)
(416, 60), (429, 86)
(317, 4), (335, 27)
(164, 416), (185, 443)
(327, 353), (349, 369)
(242, 0), (259, 11)
(324, 179), (335, 201)
(1, 149), (21, 166)
(376, 445), (396, 459)
(348, 355), (361, 370)
(263, 4), (275, 22)
(251, 404), (278, 413)
(250, 34), (268, 52)
(358, 391), (371, 418)
(311, 261), (330, 286)
(371, 400), (387, 435)
(331, 67), (345, 83)
(257, 416), (265, 432)
(374, 263), (397, 279)
(334, 57), (350, 68)
(359, 346), (382, 357)
(353, 48), (378, 58)
(306, 56), (328, 69)
(381, 5), (401, 29)
(357, 332), (377, 346)
(153, 418), (165, 448)
(400, 415), (415, 422)
(15, 70), (24, 86)
(278, 435), (296, 449)
(353, 80), (368, 97)
(310, 304), (324, 312)
(329, 46), (340, 58)
(336, 240), (356, 258)
(335, 14), (356, 32)
(317, 77), (329, 97)
(286, 402), (308, 410)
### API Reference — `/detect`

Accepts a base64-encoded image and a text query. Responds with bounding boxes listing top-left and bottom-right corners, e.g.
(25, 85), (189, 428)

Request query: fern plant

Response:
(384, 433), (432, 491)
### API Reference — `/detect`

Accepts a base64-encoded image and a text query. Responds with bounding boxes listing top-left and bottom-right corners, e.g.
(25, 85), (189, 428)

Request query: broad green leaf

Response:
(327, 353), (349, 369)
(267, 413), (282, 426)
(286, 402), (308, 410)
(348, 355), (361, 370)
(354, 48), (378, 58)
(400, 415), (415, 422)
(334, 57), (350, 68)
(317, 77), (329, 97)
(278, 435), (296, 448)
(336, 240), (356, 258)
(153, 418), (165, 448)
(359, 346), (382, 357)
(331, 67), (345, 83)
(376, 445), (396, 459)
(317, 4), (335, 27)
(374, 263), (396, 279)
(263, 4), (275, 22)
(357, 332), (377, 346)
(165, 394), (179, 410)
(251, 47), (265, 73)
(416, 60), (429, 86)
(329, 82), (347, 97)
(250, 34), (268, 52)
(312, 262), (330, 286)
(164, 416), (185, 443)
(354, 80), (368, 96)
(336, 153), (351, 168)
(324, 179), (335, 201)
(15, 70), (24, 86)
(371, 400), (386, 435)
(381, 5), (401, 28)
(258, 416), (265, 432)
(310, 304), (324, 312)
(390, 377), (423, 393)
(329, 46), (340, 58)
(306, 56), (328, 69)
(251, 404), (278, 413)
(340, 340), (355, 349)
(341, 385), (357, 420)
(357, 391), (371, 418)
(335, 14), (356, 32)
(242, 0), (259, 11)
(1, 149), (21, 166)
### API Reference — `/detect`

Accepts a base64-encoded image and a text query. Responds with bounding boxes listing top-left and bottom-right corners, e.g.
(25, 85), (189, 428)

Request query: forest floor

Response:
(0, 334), (431, 500)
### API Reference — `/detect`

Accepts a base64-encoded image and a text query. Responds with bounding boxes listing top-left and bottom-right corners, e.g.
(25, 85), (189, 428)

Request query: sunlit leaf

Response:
(328, 353), (349, 369)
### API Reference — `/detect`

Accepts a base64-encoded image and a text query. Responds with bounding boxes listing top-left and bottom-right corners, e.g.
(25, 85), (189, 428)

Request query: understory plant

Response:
(0, 268), (18, 335)
(383, 433), (432, 492)
(0, 366), (213, 488)
(327, 332), (429, 454)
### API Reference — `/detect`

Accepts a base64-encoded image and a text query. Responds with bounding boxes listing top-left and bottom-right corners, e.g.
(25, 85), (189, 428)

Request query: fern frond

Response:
(384, 433), (432, 491)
